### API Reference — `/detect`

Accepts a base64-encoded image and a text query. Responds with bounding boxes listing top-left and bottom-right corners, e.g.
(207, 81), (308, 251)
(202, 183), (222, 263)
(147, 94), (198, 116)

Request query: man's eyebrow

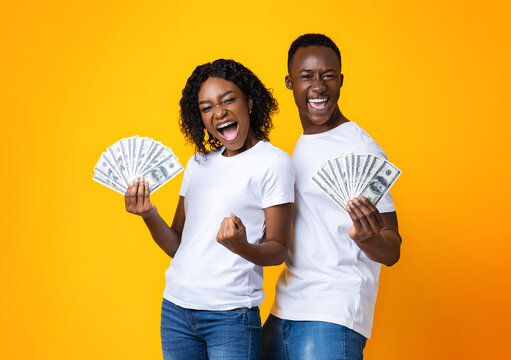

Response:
(198, 90), (235, 105)
(300, 68), (337, 73)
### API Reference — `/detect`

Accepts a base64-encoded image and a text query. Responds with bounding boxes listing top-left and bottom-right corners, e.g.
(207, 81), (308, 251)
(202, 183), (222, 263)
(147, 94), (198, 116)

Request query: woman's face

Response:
(197, 77), (256, 157)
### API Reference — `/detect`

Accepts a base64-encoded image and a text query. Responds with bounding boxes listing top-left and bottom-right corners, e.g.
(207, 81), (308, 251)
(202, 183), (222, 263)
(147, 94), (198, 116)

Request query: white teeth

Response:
(308, 98), (328, 103)
(217, 120), (236, 130)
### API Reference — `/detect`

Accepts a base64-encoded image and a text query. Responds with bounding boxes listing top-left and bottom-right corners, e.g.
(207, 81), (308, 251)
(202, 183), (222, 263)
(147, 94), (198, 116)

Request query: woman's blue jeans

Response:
(261, 314), (367, 360)
(161, 298), (261, 360)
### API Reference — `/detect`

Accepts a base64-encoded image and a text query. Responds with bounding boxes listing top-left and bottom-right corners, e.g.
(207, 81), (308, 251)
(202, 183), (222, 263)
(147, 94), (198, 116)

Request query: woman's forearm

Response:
(142, 207), (182, 258)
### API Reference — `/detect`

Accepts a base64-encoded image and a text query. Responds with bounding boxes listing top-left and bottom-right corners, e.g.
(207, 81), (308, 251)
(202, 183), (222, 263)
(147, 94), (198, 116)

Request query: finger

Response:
(347, 200), (363, 232)
(360, 196), (384, 228)
(348, 199), (372, 232)
(351, 198), (382, 234)
(355, 204), (381, 234)
(143, 179), (150, 207)
(125, 182), (132, 209)
(137, 177), (144, 207)
(217, 218), (228, 242)
(230, 213), (245, 232)
(126, 180), (138, 208)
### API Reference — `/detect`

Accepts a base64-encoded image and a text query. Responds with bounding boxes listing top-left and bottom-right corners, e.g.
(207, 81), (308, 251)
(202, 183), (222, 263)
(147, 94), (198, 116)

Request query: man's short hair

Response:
(287, 33), (341, 71)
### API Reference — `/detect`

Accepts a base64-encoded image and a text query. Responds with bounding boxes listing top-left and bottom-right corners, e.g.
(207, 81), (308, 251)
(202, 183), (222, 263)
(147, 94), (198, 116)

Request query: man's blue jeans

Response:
(161, 298), (261, 360)
(261, 314), (367, 360)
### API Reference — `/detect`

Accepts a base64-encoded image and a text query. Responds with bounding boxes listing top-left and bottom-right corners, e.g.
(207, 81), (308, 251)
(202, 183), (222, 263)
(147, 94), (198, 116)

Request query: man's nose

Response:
(311, 78), (326, 92)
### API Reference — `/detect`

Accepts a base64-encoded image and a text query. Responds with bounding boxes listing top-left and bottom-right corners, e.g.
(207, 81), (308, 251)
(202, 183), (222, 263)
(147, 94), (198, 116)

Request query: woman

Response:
(125, 59), (294, 359)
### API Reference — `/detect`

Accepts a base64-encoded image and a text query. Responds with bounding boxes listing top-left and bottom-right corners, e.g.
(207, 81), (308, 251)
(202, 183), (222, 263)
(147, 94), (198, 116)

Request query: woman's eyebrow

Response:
(220, 90), (234, 98)
(199, 90), (235, 105)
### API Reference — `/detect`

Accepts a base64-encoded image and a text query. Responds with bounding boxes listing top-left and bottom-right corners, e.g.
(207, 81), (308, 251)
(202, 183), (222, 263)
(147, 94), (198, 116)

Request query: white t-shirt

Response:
(271, 122), (396, 339)
(163, 141), (295, 311)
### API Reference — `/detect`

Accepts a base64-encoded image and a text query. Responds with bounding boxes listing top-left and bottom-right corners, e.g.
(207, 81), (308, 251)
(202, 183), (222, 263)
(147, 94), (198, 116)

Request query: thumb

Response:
(230, 212), (244, 230)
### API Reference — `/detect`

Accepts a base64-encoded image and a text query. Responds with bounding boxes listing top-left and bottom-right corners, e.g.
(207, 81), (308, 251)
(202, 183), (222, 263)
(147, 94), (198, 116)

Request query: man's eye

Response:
(323, 74), (335, 79)
(301, 75), (312, 79)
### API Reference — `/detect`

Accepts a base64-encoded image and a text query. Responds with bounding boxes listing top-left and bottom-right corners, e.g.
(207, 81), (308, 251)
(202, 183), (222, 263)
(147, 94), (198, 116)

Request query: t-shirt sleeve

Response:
(351, 140), (396, 214)
(261, 152), (295, 209)
(179, 155), (196, 197)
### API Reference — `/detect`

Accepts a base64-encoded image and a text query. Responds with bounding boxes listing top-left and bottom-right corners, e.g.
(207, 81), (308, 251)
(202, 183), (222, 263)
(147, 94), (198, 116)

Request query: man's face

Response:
(286, 46), (343, 134)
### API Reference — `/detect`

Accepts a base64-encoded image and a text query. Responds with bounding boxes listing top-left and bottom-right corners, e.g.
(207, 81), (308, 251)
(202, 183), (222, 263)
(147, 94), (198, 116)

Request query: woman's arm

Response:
(125, 178), (185, 258)
(347, 196), (401, 266)
(216, 203), (293, 266)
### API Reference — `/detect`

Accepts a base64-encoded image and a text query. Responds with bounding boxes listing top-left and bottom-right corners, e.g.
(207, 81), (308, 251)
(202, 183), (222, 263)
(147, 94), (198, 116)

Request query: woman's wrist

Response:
(141, 205), (158, 219)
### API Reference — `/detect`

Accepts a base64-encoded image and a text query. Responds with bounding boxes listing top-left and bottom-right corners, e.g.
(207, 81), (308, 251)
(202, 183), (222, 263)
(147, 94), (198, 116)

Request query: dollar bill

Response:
(358, 161), (401, 205)
(312, 153), (401, 211)
(93, 136), (183, 195)
(142, 154), (183, 193)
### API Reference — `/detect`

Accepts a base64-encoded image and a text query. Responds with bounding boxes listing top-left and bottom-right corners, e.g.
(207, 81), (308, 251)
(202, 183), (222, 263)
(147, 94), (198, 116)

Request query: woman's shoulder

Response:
(255, 141), (292, 160)
(254, 141), (294, 176)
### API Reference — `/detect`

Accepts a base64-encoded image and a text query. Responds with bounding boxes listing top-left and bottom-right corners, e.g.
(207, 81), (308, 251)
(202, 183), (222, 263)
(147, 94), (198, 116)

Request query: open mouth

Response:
(308, 97), (329, 109)
(216, 120), (239, 141)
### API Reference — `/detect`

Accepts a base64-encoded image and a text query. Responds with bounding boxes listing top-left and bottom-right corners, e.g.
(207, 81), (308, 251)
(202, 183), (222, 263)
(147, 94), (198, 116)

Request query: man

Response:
(262, 34), (402, 359)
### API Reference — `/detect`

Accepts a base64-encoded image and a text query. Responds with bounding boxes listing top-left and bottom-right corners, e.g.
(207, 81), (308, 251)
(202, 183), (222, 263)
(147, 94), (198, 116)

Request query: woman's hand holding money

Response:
(347, 196), (401, 266)
(124, 177), (185, 258)
(125, 177), (156, 219)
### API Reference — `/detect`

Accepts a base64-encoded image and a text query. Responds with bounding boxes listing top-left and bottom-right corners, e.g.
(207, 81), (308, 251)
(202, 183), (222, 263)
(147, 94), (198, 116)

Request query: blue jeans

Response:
(261, 314), (367, 360)
(160, 298), (261, 360)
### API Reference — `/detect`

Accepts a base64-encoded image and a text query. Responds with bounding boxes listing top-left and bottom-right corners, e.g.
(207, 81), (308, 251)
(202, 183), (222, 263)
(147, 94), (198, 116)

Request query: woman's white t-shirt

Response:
(163, 141), (295, 310)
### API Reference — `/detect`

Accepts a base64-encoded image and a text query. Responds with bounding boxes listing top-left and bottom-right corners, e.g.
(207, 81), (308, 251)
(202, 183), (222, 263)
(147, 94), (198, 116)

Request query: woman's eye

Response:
(201, 106), (212, 113)
(223, 98), (235, 105)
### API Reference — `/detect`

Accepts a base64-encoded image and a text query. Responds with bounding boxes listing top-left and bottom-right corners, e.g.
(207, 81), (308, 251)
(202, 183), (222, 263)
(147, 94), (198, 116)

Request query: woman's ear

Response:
(248, 98), (253, 114)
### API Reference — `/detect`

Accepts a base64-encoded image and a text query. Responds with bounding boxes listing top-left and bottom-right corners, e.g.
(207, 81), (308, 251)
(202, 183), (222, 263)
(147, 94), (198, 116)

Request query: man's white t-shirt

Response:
(163, 141), (295, 311)
(271, 122), (396, 339)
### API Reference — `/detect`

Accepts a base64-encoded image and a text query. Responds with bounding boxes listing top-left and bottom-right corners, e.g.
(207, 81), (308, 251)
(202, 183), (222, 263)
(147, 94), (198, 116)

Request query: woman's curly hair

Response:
(179, 59), (278, 154)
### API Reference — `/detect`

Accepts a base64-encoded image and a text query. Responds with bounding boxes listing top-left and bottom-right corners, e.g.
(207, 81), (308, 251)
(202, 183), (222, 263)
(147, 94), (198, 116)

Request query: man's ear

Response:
(285, 75), (293, 90)
(340, 73), (344, 88)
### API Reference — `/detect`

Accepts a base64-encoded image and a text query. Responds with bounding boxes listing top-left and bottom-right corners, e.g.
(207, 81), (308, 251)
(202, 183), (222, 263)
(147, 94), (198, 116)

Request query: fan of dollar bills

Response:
(312, 153), (401, 213)
(93, 136), (183, 195)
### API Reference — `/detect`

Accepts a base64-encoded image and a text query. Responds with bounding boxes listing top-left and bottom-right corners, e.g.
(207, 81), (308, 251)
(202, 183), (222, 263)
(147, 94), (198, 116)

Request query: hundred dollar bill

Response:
(353, 154), (367, 196)
(325, 160), (346, 202)
(142, 154), (183, 193)
(130, 135), (140, 177)
(312, 173), (347, 211)
(317, 167), (346, 203)
(141, 145), (174, 176)
(93, 153), (126, 190)
(134, 137), (153, 176)
(93, 172), (126, 195)
(359, 161), (401, 205)
(102, 150), (129, 188)
(357, 155), (384, 197)
(107, 142), (130, 186)
(334, 157), (350, 201)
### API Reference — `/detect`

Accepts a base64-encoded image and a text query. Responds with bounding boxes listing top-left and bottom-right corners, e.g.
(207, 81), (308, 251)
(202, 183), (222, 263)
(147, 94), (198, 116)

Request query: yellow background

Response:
(2, 1), (510, 359)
